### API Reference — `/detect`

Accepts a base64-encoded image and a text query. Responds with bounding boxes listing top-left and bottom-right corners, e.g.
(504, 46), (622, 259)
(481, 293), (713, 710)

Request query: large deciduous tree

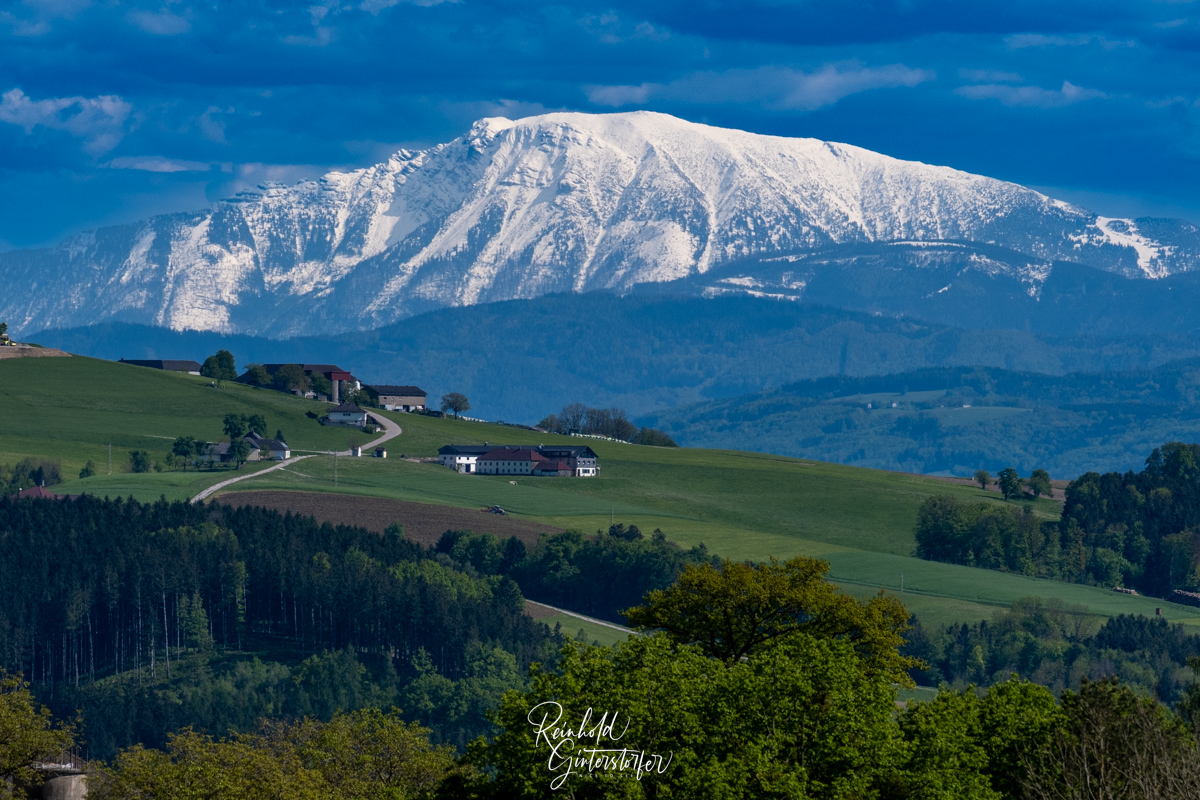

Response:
(441, 392), (470, 419)
(623, 556), (916, 680)
(200, 350), (238, 387)
(0, 670), (75, 799)
(998, 467), (1023, 500)
(1027, 468), (1052, 499)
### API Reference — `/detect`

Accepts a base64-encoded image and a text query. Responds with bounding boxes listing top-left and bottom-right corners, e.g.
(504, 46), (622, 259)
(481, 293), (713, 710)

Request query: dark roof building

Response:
(120, 359), (203, 374)
(438, 444), (495, 457)
(13, 485), (62, 500)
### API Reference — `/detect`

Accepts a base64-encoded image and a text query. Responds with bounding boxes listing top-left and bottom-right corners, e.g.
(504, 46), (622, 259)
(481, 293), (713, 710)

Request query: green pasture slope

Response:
(5, 354), (1198, 629)
(0, 354), (375, 501)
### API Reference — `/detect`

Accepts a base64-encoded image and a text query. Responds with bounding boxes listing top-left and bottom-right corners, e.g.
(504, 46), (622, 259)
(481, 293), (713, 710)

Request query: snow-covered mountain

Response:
(5, 111), (1200, 337)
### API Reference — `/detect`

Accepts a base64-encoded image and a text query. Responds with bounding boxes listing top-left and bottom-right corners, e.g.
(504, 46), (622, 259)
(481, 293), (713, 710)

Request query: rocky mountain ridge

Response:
(4, 111), (1199, 337)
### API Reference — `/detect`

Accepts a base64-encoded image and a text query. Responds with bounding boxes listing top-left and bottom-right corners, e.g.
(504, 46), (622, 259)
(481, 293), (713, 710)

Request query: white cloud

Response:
(585, 84), (653, 107)
(106, 156), (214, 173)
(1005, 33), (1135, 50)
(956, 80), (1105, 108)
(0, 88), (131, 152)
(0, 0), (89, 36)
(199, 106), (233, 143)
(128, 9), (191, 35)
(585, 63), (933, 111)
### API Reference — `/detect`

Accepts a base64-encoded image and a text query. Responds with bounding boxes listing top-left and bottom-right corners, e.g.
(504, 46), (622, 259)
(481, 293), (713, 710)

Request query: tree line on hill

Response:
(914, 441), (1200, 597)
(434, 523), (716, 623)
(10, 555), (1200, 798)
(904, 598), (1200, 702)
(538, 402), (677, 446)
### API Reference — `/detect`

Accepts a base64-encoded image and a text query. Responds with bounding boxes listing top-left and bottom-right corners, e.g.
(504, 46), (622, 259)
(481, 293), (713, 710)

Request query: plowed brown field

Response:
(214, 490), (563, 546)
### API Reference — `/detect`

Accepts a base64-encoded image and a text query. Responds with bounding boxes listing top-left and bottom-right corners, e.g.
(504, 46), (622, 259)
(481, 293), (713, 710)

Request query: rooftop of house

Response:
(246, 432), (289, 451)
(369, 385), (427, 397)
(330, 403), (367, 414)
(438, 444), (494, 456)
(13, 485), (61, 500)
(479, 447), (552, 462)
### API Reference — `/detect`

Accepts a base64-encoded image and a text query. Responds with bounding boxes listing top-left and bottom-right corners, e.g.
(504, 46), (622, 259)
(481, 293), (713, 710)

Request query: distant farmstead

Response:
(119, 358), (203, 375)
(201, 432), (291, 464)
(236, 363), (362, 402)
(439, 443), (598, 477)
(368, 385), (427, 412)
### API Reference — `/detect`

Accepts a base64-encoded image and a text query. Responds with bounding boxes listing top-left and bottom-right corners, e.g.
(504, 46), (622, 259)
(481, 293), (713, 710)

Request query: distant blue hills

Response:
(29, 286), (1200, 477)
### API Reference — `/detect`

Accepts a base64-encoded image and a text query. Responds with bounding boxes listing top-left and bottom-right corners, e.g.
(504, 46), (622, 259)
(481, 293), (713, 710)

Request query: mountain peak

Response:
(4, 112), (1199, 337)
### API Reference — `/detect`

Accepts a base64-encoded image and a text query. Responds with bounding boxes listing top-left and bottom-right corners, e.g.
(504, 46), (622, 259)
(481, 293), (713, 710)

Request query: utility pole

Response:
(333, 453), (338, 487)
(107, 443), (112, 475)
(900, 572), (904, 593)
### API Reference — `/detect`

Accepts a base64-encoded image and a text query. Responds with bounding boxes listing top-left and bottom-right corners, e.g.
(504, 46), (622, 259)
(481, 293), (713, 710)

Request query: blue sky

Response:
(3, 0), (1200, 249)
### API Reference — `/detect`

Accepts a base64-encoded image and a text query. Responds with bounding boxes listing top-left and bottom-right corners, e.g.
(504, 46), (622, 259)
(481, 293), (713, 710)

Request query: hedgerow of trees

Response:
(435, 524), (715, 623)
(538, 402), (677, 445)
(914, 442), (1200, 597)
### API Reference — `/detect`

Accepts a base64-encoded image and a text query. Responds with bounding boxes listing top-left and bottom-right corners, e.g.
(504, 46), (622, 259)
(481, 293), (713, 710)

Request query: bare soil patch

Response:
(214, 489), (564, 547)
(0, 346), (70, 360)
(524, 601), (559, 619)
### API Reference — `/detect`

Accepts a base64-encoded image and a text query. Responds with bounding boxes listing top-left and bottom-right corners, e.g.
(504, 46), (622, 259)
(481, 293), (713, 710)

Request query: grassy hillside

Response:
(0, 354), (377, 499)
(8, 354), (1197, 630)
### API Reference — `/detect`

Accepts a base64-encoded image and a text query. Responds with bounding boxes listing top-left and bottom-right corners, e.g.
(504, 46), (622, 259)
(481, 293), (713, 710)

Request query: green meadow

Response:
(6, 353), (1196, 629)
(0, 354), (379, 498)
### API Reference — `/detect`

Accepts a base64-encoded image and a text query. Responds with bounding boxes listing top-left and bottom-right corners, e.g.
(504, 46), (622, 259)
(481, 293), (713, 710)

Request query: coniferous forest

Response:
(0, 495), (554, 757)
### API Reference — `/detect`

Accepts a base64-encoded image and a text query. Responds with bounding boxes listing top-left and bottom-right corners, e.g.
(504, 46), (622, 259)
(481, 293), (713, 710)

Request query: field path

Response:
(291, 412), (403, 456)
(190, 414), (402, 504)
(525, 600), (636, 634)
(190, 455), (315, 504)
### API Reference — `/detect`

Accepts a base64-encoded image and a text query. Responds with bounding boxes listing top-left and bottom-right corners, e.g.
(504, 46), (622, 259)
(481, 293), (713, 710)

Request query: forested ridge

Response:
(0, 495), (724, 760)
(10, 555), (1200, 798)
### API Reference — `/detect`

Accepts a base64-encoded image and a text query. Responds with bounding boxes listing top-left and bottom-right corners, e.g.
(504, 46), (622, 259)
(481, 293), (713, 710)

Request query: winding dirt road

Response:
(190, 412), (402, 504)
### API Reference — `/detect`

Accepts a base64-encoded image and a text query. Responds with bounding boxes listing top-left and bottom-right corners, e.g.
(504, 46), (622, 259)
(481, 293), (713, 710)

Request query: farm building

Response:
(237, 363), (362, 402)
(328, 403), (370, 428)
(201, 433), (290, 464)
(368, 385), (426, 412)
(438, 444), (493, 473)
(440, 443), (599, 477)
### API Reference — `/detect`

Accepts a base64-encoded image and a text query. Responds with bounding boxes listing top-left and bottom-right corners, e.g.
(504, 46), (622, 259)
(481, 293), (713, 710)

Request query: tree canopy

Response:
(624, 556), (916, 681)
(200, 350), (238, 386)
(0, 670), (74, 799)
(440, 392), (470, 418)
